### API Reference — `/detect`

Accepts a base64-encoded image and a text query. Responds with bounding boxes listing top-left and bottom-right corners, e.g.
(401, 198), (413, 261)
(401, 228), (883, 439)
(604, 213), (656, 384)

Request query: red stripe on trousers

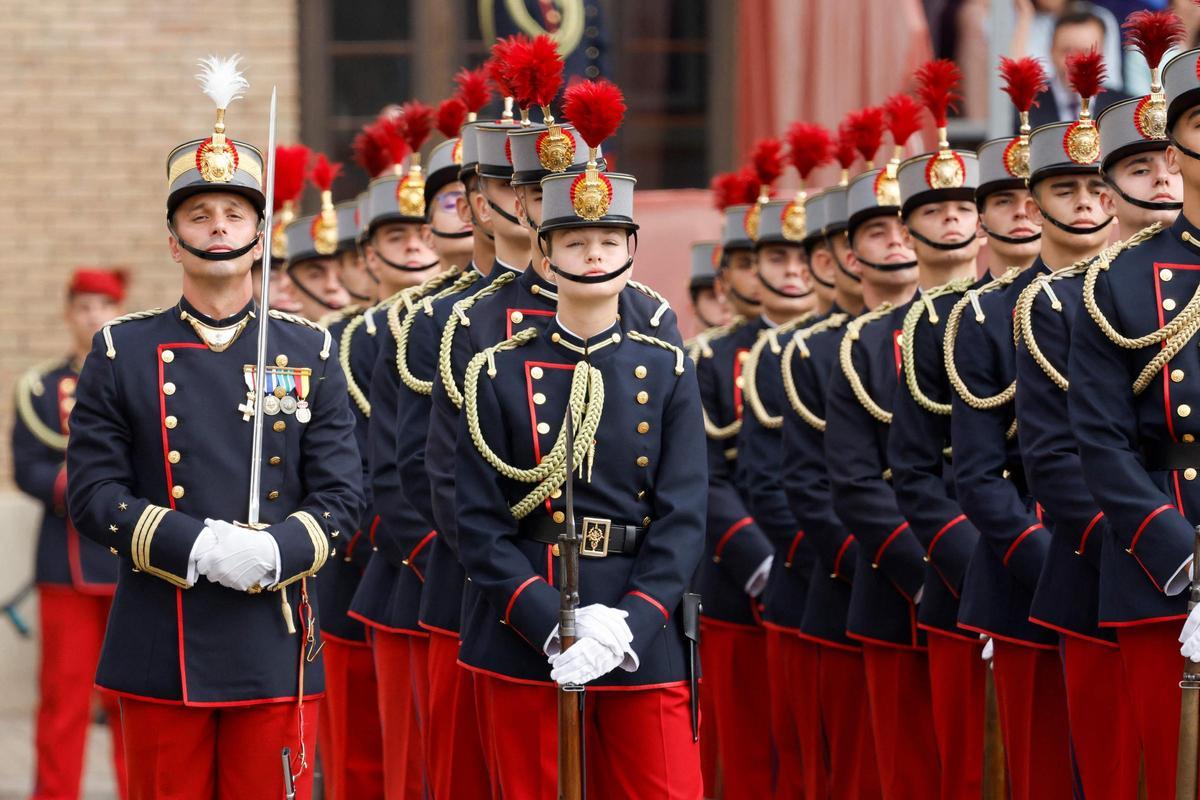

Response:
(860, 642), (940, 800)
(926, 630), (986, 799)
(765, 627), (805, 799)
(371, 630), (423, 800)
(34, 587), (126, 800)
(699, 620), (774, 799)
(1116, 621), (1184, 800)
(991, 638), (1073, 800)
(119, 695), (319, 799)
(1061, 635), (1139, 800)
(318, 638), (383, 800)
(426, 630), (490, 798)
(478, 672), (702, 799)
(817, 645), (882, 800)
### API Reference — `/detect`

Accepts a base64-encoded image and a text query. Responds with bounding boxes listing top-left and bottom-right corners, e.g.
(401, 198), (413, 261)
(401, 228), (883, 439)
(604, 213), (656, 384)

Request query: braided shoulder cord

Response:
(627, 279), (671, 327)
(626, 330), (686, 375)
(1014, 263), (1088, 393)
(743, 316), (812, 430)
(839, 303), (896, 424)
(267, 309), (333, 359)
(339, 314), (371, 416)
(944, 268), (1022, 410)
(780, 313), (849, 432)
(689, 316), (749, 362)
(102, 308), (167, 359)
(1081, 222), (1181, 351)
(438, 271), (518, 409)
(392, 271), (481, 395)
(15, 363), (69, 451)
(900, 278), (975, 416)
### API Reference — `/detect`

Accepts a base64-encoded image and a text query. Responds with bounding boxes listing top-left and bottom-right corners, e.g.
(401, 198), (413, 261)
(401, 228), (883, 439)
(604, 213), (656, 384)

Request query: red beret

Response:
(68, 268), (127, 303)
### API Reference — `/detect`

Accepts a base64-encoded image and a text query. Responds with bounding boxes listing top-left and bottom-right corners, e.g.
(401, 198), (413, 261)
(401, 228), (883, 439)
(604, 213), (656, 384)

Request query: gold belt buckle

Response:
(580, 517), (612, 558)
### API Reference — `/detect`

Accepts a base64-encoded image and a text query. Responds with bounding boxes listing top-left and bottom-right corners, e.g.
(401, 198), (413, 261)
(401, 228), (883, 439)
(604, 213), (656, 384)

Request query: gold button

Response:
(511, 311), (524, 324)
(276, 354), (289, 367)
(1174, 369), (1186, 383)
(531, 366), (544, 380)
(273, 420), (287, 432)
(269, 456), (281, 465)
(642, 516), (651, 526)
(1181, 404), (1192, 418)
(1186, 468), (1198, 481)
(634, 365), (647, 379)
(1187, 434), (1197, 443)
(164, 415), (178, 429)
(267, 490), (280, 500)
(1165, 298), (1178, 311)
(636, 456), (649, 467)
(636, 391), (649, 404)
(637, 421), (650, 434)
(737, 351), (749, 363)
(110, 547), (118, 555)
(551, 488), (562, 499)
(168, 450), (181, 464)
(163, 382), (176, 395)
(552, 543), (561, 557)
(537, 422), (551, 434)
(1162, 268), (1174, 281)
(161, 350), (174, 363)
(171, 485), (185, 499)
(534, 392), (546, 405)
(274, 386), (287, 398)
(553, 511), (565, 523)
(735, 376), (745, 389)
(551, 332), (562, 343)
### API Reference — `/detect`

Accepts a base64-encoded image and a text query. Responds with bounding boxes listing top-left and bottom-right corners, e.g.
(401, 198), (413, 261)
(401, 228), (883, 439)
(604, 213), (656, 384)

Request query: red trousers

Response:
(698, 676), (720, 798)
(473, 660), (503, 798)
(764, 627), (805, 798)
(926, 630), (986, 800)
(780, 633), (824, 800)
(699, 621), (773, 800)
(475, 672), (702, 799)
(425, 630), (489, 798)
(991, 639), (1072, 800)
(371, 630), (424, 799)
(317, 638), (383, 800)
(816, 643), (881, 800)
(34, 585), (126, 800)
(1116, 620), (1185, 800)
(120, 696), (319, 799)
(861, 642), (940, 800)
(1061, 635), (1139, 800)
(408, 634), (431, 780)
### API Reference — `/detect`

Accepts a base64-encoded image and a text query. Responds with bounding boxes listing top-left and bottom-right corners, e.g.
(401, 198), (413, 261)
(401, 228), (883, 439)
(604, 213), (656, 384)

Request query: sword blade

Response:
(248, 86), (278, 526)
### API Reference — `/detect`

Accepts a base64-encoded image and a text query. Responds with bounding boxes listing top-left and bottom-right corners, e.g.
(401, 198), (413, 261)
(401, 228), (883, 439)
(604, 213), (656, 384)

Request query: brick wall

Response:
(0, 1), (300, 486)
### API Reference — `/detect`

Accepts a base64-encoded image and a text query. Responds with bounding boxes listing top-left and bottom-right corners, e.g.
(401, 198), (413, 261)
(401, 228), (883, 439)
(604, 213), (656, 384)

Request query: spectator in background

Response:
(1014, 0), (1126, 91)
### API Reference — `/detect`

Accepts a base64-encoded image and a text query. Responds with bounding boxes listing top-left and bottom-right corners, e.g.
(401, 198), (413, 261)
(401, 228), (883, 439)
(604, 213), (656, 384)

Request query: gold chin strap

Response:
(898, 277), (976, 416)
(781, 313), (850, 432)
(944, 266), (1022, 411)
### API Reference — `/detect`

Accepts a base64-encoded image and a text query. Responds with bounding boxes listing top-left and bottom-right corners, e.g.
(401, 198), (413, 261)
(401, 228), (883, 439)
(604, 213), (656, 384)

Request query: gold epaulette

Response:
(839, 303), (897, 424)
(780, 312), (850, 432)
(15, 359), (70, 451)
(317, 304), (362, 330)
(899, 277), (976, 415)
(438, 270), (518, 409)
(944, 266), (1023, 410)
(626, 330), (686, 375)
(267, 309), (333, 360)
(688, 316), (749, 361)
(101, 308), (168, 359)
(743, 312), (817, 430)
(393, 269), (481, 396)
(627, 279), (671, 328)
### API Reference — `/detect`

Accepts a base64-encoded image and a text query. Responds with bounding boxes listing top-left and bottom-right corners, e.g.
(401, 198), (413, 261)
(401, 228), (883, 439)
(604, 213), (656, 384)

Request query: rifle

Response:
(281, 747), (296, 800)
(558, 412), (585, 800)
(982, 664), (1006, 799)
(1176, 525), (1200, 799)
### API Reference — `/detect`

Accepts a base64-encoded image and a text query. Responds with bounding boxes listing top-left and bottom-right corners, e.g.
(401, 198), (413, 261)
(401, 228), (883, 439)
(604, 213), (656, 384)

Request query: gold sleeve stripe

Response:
(275, 511), (330, 589)
(132, 505), (189, 588)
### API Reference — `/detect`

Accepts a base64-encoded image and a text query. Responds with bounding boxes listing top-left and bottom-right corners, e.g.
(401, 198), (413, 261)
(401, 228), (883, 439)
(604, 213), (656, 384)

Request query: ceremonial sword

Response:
(558, 412), (585, 800)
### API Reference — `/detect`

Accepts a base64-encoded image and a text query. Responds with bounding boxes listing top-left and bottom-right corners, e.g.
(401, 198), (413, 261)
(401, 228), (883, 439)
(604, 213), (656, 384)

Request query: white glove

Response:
(545, 604), (638, 670)
(186, 527), (219, 585)
(745, 555), (773, 598)
(980, 636), (994, 662)
(1180, 602), (1200, 662)
(198, 518), (280, 592)
(549, 637), (625, 686)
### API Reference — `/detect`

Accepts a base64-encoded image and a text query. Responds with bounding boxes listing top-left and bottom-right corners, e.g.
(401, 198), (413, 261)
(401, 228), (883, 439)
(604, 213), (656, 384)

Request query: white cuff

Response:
(1165, 556), (1193, 597)
(913, 585), (924, 605)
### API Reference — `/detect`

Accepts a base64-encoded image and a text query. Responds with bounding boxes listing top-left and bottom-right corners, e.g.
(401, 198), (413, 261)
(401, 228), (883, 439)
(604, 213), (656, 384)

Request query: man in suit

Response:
(1027, 6), (1131, 128)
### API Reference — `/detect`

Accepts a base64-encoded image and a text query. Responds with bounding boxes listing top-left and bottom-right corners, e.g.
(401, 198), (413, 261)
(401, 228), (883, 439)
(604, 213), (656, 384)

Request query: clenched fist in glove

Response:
(194, 518), (280, 592)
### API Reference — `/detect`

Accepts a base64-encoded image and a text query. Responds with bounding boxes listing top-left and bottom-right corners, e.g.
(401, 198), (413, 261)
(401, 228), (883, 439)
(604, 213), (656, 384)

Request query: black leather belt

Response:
(1142, 441), (1200, 471)
(523, 516), (645, 558)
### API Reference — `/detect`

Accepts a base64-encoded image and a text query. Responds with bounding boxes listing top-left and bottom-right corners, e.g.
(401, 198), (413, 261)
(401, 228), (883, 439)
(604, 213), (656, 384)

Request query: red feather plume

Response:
(883, 93), (923, 149)
(398, 101), (435, 153)
(844, 107), (886, 164)
(488, 36), (529, 97)
(310, 153), (343, 192)
(1066, 48), (1107, 100)
(376, 115), (411, 171)
(454, 66), (493, 114)
(437, 97), (467, 139)
(562, 79), (626, 149)
(833, 118), (859, 170)
(507, 34), (564, 109)
(998, 56), (1048, 113)
(915, 59), (962, 127)
(1123, 10), (1184, 71)
(711, 169), (759, 211)
(750, 138), (785, 190)
(785, 122), (832, 181)
(273, 144), (310, 207)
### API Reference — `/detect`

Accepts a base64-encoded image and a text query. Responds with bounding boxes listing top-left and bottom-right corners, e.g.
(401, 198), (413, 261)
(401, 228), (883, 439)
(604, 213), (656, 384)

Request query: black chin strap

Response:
(1102, 175), (1183, 212)
(286, 266), (344, 312)
(806, 252), (836, 289)
(728, 285), (762, 308)
(824, 237), (862, 284)
(549, 257), (634, 284)
(480, 183), (521, 226)
(169, 223), (261, 262)
(1170, 134), (1200, 162)
(1039, 211), (1114, 236)
(375, 251), (441, 272)
(980, 223), (1041, 245)
(346, 287), (373, 303)
(758, 271), (815, 299)
(907, 228), (978, 251)
(466, 201), (495, 240)
(431, 227), (474, 239)
(852, 251), (918, 272)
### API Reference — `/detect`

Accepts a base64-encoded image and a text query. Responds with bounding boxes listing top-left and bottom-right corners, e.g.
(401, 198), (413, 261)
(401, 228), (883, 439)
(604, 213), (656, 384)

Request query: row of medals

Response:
(261, 386), (311, 423)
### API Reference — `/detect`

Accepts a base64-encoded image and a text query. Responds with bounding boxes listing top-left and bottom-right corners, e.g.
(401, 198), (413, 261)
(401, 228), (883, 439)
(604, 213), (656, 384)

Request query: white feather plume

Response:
(195, 54), (249, 110)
